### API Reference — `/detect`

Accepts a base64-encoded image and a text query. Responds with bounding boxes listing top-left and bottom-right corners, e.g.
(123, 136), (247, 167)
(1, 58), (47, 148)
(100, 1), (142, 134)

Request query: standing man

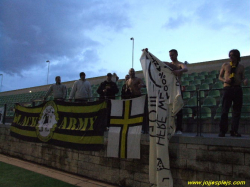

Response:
(121, 74), (131, 99)
(218, 49), (248, 137)
(112, 73), (119, 83)
(44, 76), (67, 101)
(69, 72), (92, 102)
(165, 49), (188, 135)
(126, 68), (145, 98)
(97, 73), (119, 100)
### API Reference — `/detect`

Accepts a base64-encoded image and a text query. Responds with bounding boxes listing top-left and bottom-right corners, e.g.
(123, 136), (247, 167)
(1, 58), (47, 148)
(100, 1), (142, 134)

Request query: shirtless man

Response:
(126, 68), (145, 98)
(164, 49), (188, 135)
(121, 74), (131, 99)
(218, 49), (248, 137)
(165, 49), (188, 83)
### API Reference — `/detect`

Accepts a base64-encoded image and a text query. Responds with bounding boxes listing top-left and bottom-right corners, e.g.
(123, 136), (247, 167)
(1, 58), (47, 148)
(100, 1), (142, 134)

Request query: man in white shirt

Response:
(69, 72), (92, 102)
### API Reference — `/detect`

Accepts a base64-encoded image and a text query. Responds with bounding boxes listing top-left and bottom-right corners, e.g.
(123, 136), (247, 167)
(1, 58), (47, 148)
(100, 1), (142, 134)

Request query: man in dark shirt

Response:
(97, 73), (119, 100)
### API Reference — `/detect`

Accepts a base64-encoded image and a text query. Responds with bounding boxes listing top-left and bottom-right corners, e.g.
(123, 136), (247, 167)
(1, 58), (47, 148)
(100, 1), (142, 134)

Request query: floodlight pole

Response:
(46, 60), (50, 85)
(130, 37), (134, 68)
(0, 74), (3, 92)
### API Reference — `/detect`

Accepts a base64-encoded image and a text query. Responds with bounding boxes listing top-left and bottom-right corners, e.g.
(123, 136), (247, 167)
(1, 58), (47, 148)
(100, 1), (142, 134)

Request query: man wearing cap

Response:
(69, 72), (92, 102)
(97, 73), (119, 100)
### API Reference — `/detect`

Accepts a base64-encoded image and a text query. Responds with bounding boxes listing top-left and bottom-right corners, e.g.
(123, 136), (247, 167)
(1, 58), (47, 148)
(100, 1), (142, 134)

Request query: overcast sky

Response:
(0, 0), (249, 92)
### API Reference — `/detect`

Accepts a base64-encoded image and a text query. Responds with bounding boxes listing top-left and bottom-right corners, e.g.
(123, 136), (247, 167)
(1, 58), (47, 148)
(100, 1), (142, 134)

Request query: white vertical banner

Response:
(140, 49), (184, 187)
(0, 107), (5, 124)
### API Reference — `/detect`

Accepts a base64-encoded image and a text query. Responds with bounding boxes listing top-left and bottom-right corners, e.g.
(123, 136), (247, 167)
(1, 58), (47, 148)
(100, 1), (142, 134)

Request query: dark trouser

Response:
(54, 98), (63, 101)
(130, 94), (142, 99)
(219, 86), (243, 134)
(107, 99), (111, 127)
(176, 88), (183, 131)
(176, 109), (183, 131)
(75, 99), (88, 103)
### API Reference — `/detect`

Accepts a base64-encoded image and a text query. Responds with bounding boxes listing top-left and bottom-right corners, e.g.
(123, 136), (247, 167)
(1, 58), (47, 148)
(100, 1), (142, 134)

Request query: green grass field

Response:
(0, 161), (77, 187)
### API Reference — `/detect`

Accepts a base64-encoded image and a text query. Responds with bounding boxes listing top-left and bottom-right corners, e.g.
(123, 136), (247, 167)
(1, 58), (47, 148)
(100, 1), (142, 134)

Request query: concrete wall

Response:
(182, 118), (250, 135)
(1, 125), (249, 187)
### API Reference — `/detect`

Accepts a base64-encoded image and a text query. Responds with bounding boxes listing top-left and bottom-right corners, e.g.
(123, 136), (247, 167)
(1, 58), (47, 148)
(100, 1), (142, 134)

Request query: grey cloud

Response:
(162, 0), (250, 31)
(163, 16), (188, 29)
(0, 0), (131, 76)
(45, 48), (105, 84)
(195, 0), (250, 30)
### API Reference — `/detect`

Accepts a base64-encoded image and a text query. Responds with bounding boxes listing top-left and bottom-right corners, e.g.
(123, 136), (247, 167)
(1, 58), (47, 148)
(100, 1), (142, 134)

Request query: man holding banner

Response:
(164, 49), (188, 134)
(140, 48), (184, 187)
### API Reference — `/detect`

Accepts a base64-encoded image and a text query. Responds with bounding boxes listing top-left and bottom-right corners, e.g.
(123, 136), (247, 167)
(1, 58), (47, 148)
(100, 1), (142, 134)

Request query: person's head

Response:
(55, 76), (61, 84)
(79, 72), (86, 80)
(125, 74), (130, 81)
(229, 49), (241, 63)
(169, 49), (178, 62)
(107, 73), (112, 81)
(129, 68), (135, 78)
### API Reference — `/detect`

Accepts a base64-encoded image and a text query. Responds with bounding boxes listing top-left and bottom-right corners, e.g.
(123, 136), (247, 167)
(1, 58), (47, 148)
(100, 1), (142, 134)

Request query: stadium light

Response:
(0, 74), (3, 92)
(130, 37), (134, 68)
(46, 60), (50, 85)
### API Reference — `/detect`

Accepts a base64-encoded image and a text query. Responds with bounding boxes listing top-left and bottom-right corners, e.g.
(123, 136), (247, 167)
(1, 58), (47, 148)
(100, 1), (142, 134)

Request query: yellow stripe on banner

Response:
(110, 117), (143, 125)
(57, 102), (107, 113)
(10, 126), (37, 138)
(120, 100), (129, 158)
(15, 105), (42, 114)
(11, 126), (103, 144)
(52, 133), (104, 144)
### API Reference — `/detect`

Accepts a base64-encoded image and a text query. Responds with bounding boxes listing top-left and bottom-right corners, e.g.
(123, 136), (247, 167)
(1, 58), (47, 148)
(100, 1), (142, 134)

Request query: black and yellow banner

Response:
(10, 100), (107, 151)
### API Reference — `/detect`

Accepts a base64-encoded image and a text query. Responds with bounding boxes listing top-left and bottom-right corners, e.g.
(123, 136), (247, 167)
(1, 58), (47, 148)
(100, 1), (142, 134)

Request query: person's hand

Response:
(181, 86), (185, 91)
(244, 79), (248, 86)
(172, 70), (182, 76)
(224, 78), (231, 84)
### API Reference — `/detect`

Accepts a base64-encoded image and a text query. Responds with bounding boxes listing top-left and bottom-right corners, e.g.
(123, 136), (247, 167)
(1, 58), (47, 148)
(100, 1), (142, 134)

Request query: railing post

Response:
(196, 90), (199, 136)
(199, 90), (202, 137)
(2, 104), (7, 125)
